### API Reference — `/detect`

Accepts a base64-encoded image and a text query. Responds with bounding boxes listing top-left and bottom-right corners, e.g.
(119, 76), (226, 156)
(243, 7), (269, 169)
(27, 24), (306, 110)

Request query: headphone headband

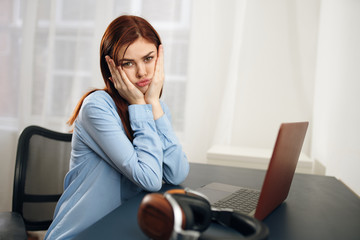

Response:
(165, 193), (201, 240)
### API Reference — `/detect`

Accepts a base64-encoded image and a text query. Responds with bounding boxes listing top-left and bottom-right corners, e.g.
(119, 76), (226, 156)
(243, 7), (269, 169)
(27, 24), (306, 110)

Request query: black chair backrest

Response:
(12, 126), (72, 231)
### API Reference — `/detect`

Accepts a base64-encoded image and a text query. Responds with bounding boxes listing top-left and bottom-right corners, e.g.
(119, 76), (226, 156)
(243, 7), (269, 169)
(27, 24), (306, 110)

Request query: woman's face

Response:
(118, 37), (158, 94)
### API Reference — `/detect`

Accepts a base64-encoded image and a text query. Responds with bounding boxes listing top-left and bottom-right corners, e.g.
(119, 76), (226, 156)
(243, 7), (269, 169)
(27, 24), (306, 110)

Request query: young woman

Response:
(45, 15), (189, 239)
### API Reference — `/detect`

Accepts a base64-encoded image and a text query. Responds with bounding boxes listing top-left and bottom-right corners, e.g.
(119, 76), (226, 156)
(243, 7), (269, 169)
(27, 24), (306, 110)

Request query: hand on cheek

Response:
(145, 45), (164, 120)
(105, 56), (146, 105)
(145, 45), (164, 105)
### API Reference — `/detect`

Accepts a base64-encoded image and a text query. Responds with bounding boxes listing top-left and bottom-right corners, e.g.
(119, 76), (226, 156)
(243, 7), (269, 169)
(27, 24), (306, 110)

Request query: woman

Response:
(45, 15), (189, 239)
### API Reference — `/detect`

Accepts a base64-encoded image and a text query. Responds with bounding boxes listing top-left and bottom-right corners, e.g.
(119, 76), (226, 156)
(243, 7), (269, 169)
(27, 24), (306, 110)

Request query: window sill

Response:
(206, 145), (314, 174)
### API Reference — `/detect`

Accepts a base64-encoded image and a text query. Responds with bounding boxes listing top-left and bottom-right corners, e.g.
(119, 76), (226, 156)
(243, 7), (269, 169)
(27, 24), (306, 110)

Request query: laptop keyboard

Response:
(212, 188), (260, 214)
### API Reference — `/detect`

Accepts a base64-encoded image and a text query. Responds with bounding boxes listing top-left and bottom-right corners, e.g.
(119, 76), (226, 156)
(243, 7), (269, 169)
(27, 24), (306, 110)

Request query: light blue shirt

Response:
(45, 90), (189, 239)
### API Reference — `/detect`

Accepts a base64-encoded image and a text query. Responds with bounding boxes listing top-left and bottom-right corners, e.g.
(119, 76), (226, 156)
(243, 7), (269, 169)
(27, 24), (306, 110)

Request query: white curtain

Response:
(7, 0), (191, 132)
(0, 0), (192, 211)
(184, 0), (317, 162)
(183, 0), (359, 196)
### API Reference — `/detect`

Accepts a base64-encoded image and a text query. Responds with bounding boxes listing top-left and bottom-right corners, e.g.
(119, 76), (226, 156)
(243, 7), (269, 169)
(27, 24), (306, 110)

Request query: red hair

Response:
(68, 15), (162, 141)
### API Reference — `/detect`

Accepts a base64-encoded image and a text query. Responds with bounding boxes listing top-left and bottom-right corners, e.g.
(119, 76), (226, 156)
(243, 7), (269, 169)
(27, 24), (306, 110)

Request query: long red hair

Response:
(67, 15), (162, 141)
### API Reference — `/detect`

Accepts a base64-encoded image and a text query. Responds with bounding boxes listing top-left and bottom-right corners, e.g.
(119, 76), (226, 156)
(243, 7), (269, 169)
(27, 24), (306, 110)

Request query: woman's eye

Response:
(122, 62), (133, 67)
(144, 56), (153, 62)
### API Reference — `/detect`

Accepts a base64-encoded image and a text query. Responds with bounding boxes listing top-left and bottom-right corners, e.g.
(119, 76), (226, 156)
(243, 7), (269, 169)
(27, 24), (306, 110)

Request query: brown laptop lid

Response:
(255, 122), (309, 220)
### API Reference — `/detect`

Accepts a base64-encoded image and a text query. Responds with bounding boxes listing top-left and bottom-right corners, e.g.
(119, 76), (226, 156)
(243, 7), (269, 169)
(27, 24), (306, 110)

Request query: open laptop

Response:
(197, 122), (309, 220)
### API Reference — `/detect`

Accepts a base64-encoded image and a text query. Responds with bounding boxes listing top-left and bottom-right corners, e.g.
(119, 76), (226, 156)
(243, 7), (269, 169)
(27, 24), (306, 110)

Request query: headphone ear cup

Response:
(172, 194), (212, 232)
(138, 193), (180, 240)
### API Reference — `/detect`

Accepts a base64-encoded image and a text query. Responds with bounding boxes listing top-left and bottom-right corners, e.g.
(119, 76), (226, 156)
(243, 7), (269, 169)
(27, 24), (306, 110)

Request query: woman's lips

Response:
(136, 79), (151, 87)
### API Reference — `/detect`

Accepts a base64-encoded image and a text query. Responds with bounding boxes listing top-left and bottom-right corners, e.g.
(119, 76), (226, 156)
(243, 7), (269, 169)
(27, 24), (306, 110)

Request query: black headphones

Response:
(138, 188), (269, 240)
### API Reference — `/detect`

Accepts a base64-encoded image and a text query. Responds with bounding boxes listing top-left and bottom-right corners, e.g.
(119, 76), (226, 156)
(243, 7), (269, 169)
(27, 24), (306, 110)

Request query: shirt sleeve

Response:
(155, 102), (189, 185)
(79, 96), (164, 192)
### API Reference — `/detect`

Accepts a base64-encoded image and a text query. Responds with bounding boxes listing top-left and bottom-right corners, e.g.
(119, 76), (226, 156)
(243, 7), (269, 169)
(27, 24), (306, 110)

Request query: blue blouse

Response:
(45, 90), (189, 239)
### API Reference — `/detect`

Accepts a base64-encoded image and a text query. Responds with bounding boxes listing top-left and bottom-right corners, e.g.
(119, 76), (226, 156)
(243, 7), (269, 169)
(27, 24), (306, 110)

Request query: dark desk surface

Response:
(74, 163), (360, 240)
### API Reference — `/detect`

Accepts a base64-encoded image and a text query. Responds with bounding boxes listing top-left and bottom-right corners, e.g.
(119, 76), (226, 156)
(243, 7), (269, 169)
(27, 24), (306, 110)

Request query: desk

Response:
(74, 163), (360, 240)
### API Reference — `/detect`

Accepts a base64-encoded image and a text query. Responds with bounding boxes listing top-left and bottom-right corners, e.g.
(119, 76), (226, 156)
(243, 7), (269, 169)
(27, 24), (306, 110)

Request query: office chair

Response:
(0, 125), (72, 239)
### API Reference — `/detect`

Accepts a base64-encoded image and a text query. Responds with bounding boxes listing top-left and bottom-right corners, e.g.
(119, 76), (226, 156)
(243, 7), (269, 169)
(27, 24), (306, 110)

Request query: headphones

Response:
(137, 188), (269, 240)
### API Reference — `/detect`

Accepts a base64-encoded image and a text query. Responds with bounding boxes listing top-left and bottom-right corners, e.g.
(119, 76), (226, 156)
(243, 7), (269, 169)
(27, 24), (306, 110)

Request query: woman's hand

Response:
(145, 45), (164, 119)
(105, 56), (146, 105)
(145, 45), (164, 105)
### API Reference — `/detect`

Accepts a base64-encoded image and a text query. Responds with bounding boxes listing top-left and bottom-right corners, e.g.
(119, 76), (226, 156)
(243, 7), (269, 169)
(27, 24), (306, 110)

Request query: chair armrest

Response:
(0, 212), (27, 240)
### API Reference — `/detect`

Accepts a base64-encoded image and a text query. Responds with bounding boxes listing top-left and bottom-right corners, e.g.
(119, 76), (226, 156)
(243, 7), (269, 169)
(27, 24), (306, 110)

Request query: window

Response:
(0, 0), (192, 132)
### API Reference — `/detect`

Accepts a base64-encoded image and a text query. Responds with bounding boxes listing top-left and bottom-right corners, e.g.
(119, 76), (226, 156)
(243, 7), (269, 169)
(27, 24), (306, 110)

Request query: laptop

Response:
(197, 122), (309, 220)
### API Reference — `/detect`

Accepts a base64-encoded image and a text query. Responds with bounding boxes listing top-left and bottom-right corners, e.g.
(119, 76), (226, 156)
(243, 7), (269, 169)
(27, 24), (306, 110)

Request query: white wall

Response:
(312, 0), (360, 195)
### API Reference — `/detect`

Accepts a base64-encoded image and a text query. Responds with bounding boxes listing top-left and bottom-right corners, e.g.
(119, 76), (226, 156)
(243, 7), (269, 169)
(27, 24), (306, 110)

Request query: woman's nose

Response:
(136, 63), (147, 78)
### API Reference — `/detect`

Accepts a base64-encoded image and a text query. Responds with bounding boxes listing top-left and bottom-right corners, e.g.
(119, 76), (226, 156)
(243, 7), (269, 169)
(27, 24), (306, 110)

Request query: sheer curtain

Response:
(183, 0), (359, 196)
(184, 0), (318, 163)
(0, 0), (191, 211)
(12, 0), (191, 132)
